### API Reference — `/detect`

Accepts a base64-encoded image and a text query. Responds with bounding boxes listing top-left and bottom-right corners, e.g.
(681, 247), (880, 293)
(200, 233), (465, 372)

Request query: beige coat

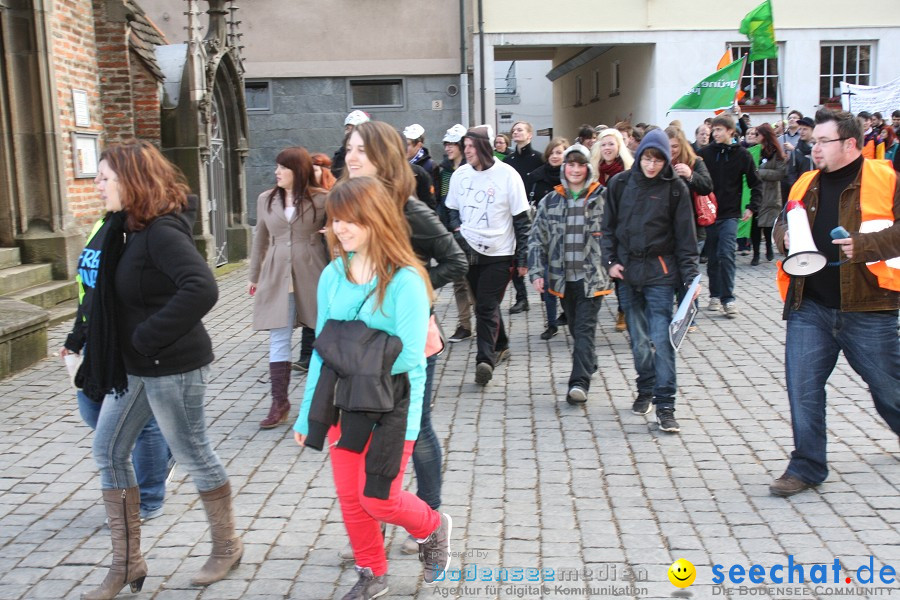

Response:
(249, 190), (329, 330)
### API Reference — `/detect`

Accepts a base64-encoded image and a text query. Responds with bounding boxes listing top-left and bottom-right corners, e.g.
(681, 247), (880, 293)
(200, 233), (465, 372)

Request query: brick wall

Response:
(130, 57), (161, 143)
(50, 0), (106, 232)
(93, 0), (135, 144)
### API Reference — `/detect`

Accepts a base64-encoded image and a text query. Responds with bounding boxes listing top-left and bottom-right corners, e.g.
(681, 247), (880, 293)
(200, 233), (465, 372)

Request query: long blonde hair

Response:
(590, 128), (634, 176)
(325, 177), (431, 310)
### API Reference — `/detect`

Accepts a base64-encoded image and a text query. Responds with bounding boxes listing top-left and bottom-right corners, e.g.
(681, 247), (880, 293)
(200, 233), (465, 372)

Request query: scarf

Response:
(409, 147), (426, 165)
(75, 210), (128, 402)
(598, 157), (624, 185)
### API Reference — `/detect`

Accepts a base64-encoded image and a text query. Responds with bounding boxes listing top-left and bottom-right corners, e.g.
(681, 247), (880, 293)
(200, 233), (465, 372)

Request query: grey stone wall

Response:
(246, 75), (463, 223)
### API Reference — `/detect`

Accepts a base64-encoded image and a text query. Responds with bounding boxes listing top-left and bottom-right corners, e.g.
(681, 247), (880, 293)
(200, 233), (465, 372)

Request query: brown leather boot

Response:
(615, 311), (627, 332)
(191, 481), (243, 586)
(82, 487), (147, 600)
(260, 361), (291, 429)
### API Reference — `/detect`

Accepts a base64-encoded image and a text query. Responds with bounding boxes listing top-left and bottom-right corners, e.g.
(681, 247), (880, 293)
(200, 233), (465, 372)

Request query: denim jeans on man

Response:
(618, 283), (677, 406)
(706, 217), (738, 304)
(78, 390), (171, 518)
(542, 266), (557, 327)
(412, 354), (441, 509)
(94, 366), (228, 493)
(559, 280), (603, 391)
(784, 299), (900, 485)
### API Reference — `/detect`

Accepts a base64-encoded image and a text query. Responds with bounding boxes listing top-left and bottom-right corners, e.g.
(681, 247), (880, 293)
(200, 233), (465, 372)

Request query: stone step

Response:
(0, 263), (53, 295)
(47, 300), (78, 328)
(8, 280), (79, 309)
(0, 247), (20, 269)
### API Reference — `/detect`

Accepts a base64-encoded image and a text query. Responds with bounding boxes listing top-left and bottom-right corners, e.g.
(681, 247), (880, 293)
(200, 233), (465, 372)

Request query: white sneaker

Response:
(723, 302), (739, 318)
(707, 298), (722, 312)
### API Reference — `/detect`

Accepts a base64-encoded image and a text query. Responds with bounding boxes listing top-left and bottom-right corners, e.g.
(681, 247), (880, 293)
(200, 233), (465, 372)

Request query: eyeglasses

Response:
(811, 137), (847, 147)
(640, 156), (665, 165)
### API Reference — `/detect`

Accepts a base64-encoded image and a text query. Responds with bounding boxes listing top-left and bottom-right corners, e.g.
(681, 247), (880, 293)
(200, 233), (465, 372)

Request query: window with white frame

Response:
(820, 43), (871, 104)
(592, 69), (601, 101)
(728, 44), (778, 107)
(574, 75), (583, 107)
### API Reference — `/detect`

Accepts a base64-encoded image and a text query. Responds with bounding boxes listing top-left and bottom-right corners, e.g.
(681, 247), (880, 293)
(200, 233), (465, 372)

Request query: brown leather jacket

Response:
(773, 162), (900, 317)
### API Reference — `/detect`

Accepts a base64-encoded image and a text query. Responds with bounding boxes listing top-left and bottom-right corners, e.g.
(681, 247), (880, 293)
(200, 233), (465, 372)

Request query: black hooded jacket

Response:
(114, 196), (218, 376)
(602, 130), (699, 289)
(698, 142), (762, 219)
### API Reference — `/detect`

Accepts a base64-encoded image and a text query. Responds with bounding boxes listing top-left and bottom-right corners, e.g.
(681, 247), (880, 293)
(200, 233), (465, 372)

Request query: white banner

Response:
(840, 76), (900, 115)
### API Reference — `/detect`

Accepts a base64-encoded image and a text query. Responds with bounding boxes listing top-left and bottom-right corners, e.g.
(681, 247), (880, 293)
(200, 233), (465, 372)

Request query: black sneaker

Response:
(292, 357), (311, 372)
(656, 406), (680, 433)
(475, 362), (493, 385)
(556, 312), (568, 325)
(509, 299), (529, 314)
(631, 395), (652, 415)
(341, 566), (389, 600)
(419, 513), (452, 585)
(540, 326), (558, 340)
(448, 326), (471, 343)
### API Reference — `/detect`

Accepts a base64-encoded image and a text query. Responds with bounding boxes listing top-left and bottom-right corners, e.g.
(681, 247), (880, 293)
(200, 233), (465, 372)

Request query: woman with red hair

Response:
(311, 152), (337, 190)
(81, 140), (241, 598)
(295, 177), (452, 599)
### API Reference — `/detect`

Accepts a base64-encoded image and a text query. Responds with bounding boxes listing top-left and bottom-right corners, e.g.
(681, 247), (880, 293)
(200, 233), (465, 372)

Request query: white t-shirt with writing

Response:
(445, 160), (529, 257)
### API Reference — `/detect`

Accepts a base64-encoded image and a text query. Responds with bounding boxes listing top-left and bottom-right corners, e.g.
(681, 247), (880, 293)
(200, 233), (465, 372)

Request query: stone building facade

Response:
(0, 0), (249, 377)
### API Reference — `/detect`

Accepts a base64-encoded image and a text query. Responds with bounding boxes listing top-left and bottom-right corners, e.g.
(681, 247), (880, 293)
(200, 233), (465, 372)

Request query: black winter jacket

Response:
(114, 196), (218, 376)
(404, 197), (467, 289)
(682, 157), (714, 196)
(698, 142), (762, 219)
(306, 319), (410, 500)
(527, 163), (562, 207)
(504, 143), (544, 185)
(411, 163), (437, 210)
(602, 167), (699, 289)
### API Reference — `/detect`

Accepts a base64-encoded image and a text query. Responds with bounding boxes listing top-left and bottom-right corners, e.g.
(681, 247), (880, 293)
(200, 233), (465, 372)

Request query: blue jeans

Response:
(269, 294), (296, 362)
(542, 267), (557, 327)
(94, 367), (228, 493)
(618, 283), (677, 407)
(412, 355), (441, 509)
(784, 299), (900, 484)
(706, 218), (738, 304)
(559, 281), (603, 390)
(78, 390), (171, 517)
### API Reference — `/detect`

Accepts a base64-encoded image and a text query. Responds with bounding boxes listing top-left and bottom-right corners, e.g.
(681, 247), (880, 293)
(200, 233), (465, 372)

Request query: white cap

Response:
(344, 110), (370, 126)
(403, 124), (426, 140)
(442, 124), (467, 143)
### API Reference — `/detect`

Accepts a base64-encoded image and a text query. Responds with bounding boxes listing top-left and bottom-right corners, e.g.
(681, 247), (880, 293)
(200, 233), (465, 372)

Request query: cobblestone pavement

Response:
(0, 257), (898, 600)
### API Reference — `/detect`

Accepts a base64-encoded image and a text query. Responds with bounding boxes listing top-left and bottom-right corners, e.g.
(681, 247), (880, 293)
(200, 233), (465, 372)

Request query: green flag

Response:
(669, 58), (745, 112)
(739, 0), (777, 61)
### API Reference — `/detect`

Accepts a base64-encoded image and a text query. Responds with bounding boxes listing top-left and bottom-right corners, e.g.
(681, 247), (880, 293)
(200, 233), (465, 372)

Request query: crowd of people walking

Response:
(62, 104), (900, 600)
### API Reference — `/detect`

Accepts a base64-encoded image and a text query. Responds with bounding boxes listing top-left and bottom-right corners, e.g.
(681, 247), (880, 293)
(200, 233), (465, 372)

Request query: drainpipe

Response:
(478, 0), (485, 124)
(459, 0), (469, 127)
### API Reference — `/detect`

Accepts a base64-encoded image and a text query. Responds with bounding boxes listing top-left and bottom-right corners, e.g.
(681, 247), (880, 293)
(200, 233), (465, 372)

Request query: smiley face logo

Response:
(668, 558), (696, 588)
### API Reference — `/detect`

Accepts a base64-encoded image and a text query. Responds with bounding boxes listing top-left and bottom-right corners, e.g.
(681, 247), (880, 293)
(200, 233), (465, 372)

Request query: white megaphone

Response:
(782, 200), (827, 277)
